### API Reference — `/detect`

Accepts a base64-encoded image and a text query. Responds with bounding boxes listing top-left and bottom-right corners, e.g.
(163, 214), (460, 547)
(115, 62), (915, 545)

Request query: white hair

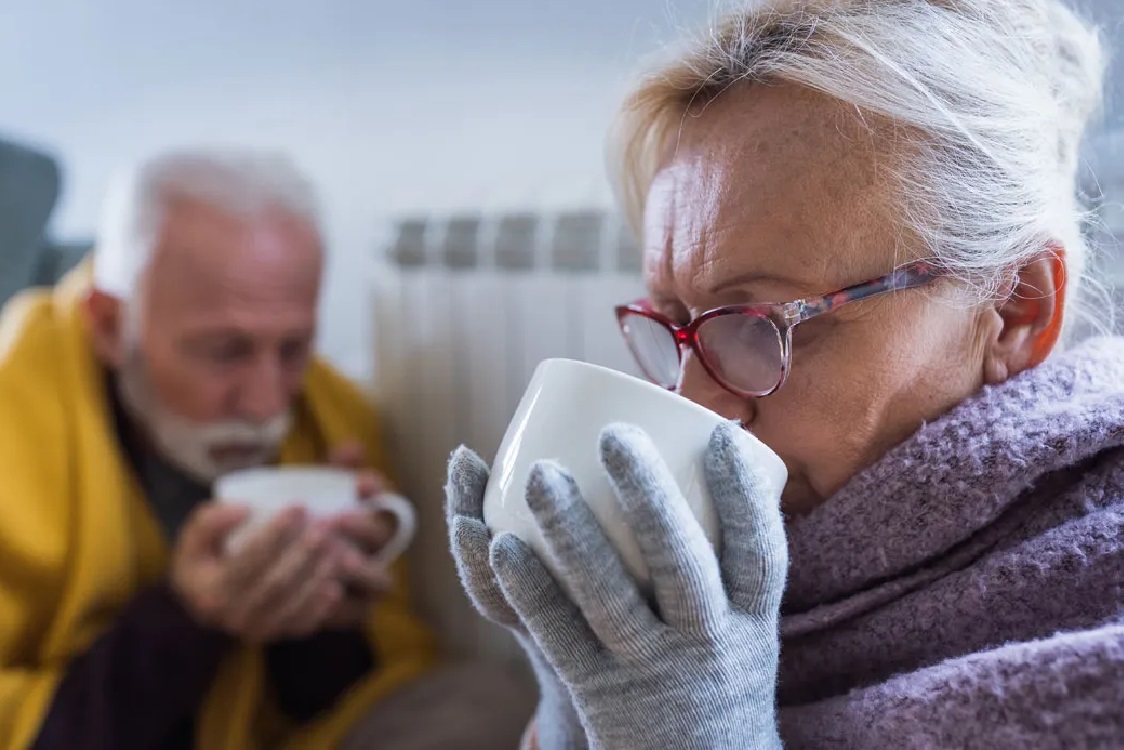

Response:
(94, 148), (322, 299)
(609, 0), (1110, 338)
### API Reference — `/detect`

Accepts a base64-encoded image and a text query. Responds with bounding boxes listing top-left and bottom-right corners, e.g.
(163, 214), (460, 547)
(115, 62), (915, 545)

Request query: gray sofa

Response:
(0, 136), (92, 306)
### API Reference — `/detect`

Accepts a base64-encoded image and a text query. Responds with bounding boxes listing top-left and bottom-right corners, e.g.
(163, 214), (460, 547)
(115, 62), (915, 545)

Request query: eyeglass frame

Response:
(614, 259), (948, 398)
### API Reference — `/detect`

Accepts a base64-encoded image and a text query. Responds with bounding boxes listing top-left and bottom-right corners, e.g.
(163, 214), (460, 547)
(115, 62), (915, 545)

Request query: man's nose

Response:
(676, 351), (756, 425)
(237, 357), (290, 423)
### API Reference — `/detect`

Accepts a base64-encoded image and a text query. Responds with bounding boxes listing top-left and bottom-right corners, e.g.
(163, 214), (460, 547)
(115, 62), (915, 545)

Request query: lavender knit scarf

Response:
(776, 337), (1124, 749)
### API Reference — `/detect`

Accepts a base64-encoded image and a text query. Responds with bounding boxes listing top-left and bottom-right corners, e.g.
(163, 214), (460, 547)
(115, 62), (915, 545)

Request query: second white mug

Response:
(216, 465), (417, 564)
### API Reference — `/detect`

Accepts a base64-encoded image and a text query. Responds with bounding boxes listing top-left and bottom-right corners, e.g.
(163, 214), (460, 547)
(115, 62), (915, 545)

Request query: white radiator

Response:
(370, 210), (645, 660)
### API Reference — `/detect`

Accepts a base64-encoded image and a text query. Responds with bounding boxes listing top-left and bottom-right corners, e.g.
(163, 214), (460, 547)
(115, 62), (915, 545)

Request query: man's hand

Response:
(170, 503), (347, 643)
(323, 442), (400, 627)
(323, 512), (396, 627)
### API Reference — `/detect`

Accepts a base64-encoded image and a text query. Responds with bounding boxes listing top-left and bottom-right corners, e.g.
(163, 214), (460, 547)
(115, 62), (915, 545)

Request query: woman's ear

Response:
(81, 289), (128, 368)
(981, 248), (1066, 386)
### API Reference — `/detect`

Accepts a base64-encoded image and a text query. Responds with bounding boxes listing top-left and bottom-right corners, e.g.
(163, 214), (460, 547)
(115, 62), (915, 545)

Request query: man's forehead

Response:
(140, 198), (322, 315)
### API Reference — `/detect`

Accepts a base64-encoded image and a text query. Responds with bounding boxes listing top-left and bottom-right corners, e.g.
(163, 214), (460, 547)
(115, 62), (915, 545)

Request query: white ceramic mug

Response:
(482, 358), (787, 593)
(216, 465), (417, 564)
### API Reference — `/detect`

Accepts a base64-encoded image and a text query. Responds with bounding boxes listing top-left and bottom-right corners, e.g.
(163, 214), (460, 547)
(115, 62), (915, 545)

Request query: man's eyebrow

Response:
(181, 329), (247, 341)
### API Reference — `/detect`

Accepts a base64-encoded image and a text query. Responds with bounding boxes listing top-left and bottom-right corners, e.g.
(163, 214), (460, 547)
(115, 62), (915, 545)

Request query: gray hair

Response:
(609, 0), (1109, 337)
(94, 148), (321, 299)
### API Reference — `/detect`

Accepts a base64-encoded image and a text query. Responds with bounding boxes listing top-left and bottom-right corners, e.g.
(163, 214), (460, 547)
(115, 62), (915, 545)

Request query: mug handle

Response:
(367, 493), (417, 565)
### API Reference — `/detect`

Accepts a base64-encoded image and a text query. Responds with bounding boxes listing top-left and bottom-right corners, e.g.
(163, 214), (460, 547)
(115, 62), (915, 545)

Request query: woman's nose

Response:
(676, 351), (756, 424)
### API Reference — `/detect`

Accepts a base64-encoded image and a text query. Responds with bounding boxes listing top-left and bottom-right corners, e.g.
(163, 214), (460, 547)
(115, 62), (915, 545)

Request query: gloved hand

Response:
(490, 421), (788, 750)
(446, 447), (589, 750)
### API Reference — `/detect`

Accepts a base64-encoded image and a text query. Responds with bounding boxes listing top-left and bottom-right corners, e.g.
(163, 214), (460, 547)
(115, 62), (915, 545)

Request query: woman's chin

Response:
(780, 478), (822, 518)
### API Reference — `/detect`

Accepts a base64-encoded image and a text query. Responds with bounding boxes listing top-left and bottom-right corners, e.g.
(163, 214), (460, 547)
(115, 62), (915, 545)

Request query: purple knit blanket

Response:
(776, 337), (1124, 749)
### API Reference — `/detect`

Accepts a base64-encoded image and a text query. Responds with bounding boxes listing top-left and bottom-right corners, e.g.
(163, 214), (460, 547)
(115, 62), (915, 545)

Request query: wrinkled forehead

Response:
(140, 197), (323, 327)
(642, 84), (904, 301)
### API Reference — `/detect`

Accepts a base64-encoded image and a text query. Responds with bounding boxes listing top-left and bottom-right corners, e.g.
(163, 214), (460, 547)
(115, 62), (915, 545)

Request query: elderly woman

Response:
(447, 0), (1123, 747)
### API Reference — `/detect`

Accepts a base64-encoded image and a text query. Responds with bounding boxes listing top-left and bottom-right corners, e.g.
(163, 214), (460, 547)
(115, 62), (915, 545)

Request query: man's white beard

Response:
(116, 346), (292, 484)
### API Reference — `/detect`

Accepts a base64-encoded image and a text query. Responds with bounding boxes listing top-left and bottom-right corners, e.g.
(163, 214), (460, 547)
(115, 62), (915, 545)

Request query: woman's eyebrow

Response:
(707, 270), (805, 296)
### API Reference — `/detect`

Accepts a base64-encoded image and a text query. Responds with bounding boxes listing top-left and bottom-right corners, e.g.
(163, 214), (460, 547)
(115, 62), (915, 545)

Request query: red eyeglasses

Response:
(615, 260), (946, 398)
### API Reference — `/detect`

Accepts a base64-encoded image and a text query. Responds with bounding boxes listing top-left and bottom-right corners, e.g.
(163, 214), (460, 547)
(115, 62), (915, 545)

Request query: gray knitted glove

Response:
(446, 447), (589, 750)
(490, 421), (787, 750)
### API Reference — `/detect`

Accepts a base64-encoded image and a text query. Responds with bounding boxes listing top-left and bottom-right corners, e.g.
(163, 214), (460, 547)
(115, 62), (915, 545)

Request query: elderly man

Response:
(0, 150), (442, 749)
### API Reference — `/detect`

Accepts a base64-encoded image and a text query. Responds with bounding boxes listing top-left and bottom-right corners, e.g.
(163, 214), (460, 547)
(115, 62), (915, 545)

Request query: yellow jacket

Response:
(0, 265), (438, 749)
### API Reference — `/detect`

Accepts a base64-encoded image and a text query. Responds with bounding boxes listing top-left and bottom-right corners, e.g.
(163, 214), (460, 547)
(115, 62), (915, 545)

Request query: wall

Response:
(0, 0), (701, 380)
(1, 0), (1120, 380)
